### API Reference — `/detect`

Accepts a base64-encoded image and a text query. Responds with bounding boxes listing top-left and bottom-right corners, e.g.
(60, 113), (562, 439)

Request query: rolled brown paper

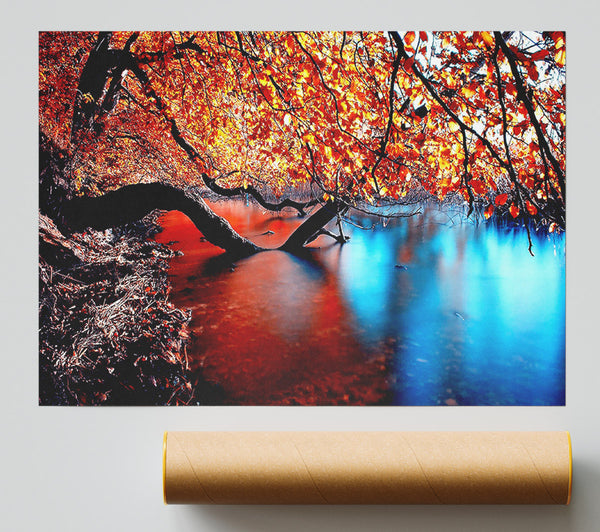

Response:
(163, 431), (572, 505)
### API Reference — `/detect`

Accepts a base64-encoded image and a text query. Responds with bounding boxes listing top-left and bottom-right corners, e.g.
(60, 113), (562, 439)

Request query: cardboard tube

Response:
(163, 431), (572, 505)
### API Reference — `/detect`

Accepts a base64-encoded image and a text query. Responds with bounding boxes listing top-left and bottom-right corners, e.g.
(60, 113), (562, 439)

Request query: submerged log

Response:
(279, 200), (340, 251)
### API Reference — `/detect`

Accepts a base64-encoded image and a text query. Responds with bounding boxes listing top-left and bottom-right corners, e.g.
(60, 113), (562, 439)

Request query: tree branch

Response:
(305, 227), (349, 245)
(293, 33), (399, 190)
(389, 32), (510, 173)
(279, 200), (340, 251)
(494, 32), (565, 200)
(371, 34), (404, 191)
(201, 173), (319, 216)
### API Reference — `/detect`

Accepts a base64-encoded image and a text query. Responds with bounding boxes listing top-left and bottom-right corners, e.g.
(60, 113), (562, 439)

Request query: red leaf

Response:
(398, 166), (410, 179)
(414, 131), (426, 147)
(495, 193), (508, 206)
(526, 63), (539, 82)
(484, 203), (494, 219)
(419, 31), (428, 42)
(470, 179), (486, 195)
(531, 49), (549, 61)
(509, 204), (520, 218)
(525, 200), (537, 215)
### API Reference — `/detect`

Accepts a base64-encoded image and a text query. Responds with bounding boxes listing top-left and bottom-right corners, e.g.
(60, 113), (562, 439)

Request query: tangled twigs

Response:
(39, 211), (194, 405)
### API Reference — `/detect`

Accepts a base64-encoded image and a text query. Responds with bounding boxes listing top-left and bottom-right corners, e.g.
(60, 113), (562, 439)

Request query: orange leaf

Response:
(495, 193), (508, 206)
(484, 203), (494, 219)
(525, 200), (537, 216)
(481, 32), (495, 47)
(463, 83), (477, 99)
(509, 204), (520, 218)
(552, 32), (565, 49)
(399, 166), (409, 178)
(404, 32), (416, 46)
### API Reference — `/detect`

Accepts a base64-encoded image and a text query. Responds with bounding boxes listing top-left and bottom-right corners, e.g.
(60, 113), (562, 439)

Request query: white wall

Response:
(2, 1), (599, 530)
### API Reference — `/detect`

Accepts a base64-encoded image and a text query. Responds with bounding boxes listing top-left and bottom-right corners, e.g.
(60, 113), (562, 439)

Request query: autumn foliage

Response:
(39, 31), (566, 232)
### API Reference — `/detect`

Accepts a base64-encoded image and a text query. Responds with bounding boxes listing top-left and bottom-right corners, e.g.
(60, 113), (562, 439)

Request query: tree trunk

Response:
(62, 183), (263, 258)
(60, 183), (342, 257)
(279, 201), (340, 251)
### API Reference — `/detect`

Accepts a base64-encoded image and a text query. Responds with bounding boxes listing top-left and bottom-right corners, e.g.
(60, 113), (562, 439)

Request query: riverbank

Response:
(39, 211), (194, 405)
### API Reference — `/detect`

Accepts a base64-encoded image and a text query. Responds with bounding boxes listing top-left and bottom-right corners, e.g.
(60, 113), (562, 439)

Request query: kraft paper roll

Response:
(163, 431), (572, 505)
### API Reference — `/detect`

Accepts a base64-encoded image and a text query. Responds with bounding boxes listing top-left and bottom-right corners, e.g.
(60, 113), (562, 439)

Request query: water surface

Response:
(155, 200), (565, 405)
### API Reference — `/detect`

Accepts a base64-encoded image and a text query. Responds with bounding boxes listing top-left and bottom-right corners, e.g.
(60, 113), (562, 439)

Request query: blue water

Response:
(328, 205), (565, 405)
(159, 201), (565, 405)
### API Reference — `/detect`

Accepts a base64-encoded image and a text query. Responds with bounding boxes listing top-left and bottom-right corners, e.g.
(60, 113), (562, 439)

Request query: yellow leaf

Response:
(481, 32), (495, 47)
(439, 158), (451, 171)
(463, 86), (476, 99)
(302, 132), (316, 145)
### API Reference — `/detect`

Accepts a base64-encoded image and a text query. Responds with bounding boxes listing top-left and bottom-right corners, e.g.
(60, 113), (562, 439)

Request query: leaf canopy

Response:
(39, 30), (565, 227)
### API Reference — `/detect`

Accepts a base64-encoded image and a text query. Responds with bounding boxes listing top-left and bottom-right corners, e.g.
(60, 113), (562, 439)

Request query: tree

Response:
(39, 31), (565, 256)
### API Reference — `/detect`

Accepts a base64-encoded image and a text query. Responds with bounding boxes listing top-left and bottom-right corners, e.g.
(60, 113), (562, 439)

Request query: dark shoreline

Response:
(39, 211), (194, 405)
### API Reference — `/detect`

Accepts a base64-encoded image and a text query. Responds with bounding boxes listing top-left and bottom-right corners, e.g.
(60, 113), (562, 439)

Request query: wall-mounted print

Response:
(39, 31), (565, 406)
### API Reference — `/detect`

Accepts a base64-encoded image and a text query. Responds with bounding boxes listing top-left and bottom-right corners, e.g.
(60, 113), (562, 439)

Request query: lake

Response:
(155, 199), (565, 406)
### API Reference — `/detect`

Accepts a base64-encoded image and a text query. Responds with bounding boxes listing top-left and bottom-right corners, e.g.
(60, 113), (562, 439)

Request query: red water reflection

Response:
(154, 201), (390, 405)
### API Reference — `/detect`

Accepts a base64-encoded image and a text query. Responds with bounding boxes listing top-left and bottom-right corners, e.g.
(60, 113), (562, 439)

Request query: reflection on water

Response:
(155, 200), (565, 406)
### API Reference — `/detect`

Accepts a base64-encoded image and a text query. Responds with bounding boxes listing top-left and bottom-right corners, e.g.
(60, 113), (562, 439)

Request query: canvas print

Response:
(39, 31), (565, 405)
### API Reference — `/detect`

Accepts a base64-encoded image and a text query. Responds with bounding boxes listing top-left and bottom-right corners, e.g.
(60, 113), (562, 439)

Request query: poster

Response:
(39, 31), (565, 405)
